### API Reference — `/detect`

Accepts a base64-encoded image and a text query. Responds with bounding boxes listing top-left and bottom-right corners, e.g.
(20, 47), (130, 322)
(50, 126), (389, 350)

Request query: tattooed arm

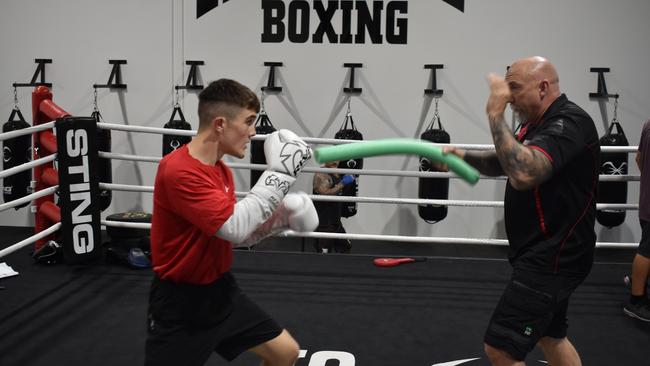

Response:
(463, 150), (504, 176)
(486, 73), (552, 190)
(313, 173), (342, 195)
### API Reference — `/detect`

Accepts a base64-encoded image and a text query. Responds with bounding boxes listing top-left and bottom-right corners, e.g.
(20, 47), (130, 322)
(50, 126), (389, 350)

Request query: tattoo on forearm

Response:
(464, 151), (503, 176)
(488, 114), (552, 185)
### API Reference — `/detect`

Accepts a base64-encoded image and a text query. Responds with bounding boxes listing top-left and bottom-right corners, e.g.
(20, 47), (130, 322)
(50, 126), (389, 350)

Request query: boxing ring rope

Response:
(98, 181), (639, 248)
(0, 155), (56, 180)
(98, 152), (640, 182)
(0, 222), (62, 258)
(0, 86), (69, 260)
(97, 121), (639, 152)
(98, 221), (637, 249)
(0, 118), (642, 260)
(99, 182), (638, 211)
(0, 121), (56, 141)
(0, 186), (58, 213)
(92, 123), (641, 250)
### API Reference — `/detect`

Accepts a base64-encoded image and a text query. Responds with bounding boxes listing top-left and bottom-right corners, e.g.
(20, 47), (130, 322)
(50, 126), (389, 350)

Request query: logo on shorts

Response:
(524, 325), (533, 336)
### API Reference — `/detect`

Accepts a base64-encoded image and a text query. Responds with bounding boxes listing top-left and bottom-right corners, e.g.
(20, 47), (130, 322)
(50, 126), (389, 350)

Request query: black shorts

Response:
(484, 269), (586, 361)
(639, 219), (650, 258)
(144, 272), (283, 366)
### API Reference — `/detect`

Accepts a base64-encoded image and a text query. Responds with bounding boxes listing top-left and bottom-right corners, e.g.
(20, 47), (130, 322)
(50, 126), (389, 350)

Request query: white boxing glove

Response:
(216, 131), (312, 245)
(236, 192), (319, 248)
(284, 191), (319, 232)
(264, 129), (312, 177)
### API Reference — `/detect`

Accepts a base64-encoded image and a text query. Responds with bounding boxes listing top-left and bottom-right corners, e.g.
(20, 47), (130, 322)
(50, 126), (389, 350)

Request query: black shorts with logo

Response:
(144, 272), (283, 366)
(484, 268), (587, 361)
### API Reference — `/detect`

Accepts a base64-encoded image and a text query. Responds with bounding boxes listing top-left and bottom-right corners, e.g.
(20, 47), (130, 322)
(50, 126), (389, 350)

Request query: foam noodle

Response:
(314, 139), (480, 185)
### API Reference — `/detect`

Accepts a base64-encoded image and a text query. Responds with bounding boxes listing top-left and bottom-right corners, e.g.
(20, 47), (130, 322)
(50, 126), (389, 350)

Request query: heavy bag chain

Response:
(91, 87), (113, 211)
(254, 89), (275, 129)
(13, 85), (19, 111)
(162, 89), (191, 156)
(342, 97), (357, 131)
(250, 89), (276, 188)
(425, 97), (444, 131)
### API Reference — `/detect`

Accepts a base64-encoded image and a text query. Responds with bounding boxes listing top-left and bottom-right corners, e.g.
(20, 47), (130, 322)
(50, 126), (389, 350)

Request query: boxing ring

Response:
(0, 86), (647, 365)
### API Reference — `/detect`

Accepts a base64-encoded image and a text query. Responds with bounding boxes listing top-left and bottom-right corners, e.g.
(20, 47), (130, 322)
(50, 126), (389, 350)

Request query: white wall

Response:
(1, 0), (648, 245)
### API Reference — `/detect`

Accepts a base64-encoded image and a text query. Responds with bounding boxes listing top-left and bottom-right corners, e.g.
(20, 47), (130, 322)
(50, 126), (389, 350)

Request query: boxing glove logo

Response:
(279, 140), (312, 176)
(264, 173), (291, 195)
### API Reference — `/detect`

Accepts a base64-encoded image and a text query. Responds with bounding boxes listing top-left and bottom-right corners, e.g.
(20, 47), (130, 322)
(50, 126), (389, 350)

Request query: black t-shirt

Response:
(504, 94), (600, 275)
(313, 173), (342, 227)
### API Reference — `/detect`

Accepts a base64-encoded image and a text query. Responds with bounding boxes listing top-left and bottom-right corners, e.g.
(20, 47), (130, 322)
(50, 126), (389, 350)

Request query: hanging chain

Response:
(432, 96), (440, 122)
(612, 96), (619, 123)
(346, 96), (352, 117)
(427, 96), (442, 129)
(93, 87), (99, 112)
(259, 88), (266, 114)
(13, 85), (19, 110)
(174, 88), (180, 108)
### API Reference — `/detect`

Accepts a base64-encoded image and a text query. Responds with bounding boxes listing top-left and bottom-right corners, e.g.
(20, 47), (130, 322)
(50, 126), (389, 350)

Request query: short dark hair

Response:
(197, 79), (260, 130)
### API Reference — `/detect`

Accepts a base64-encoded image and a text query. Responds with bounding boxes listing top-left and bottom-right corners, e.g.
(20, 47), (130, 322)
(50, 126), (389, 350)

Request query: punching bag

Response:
(597, 121), (628, 228)
(92, 110), (112, 211)
(418, 114), (450, 223)
(250, 112), (276, 188)
(2, 108), (31, 209)
(163, 105), (192, 157)
(334, 114), (363, 218)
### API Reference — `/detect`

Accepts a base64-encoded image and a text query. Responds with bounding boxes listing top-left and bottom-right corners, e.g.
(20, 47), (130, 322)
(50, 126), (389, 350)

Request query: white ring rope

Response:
(0, 222), (61, 258)
(98, 122), (196, 137)
(99, 220), (636, 249)
(0, 121), (56, 141)
(99, 182), (637, 211)
(100, 151), (160, 163)
(97, 122), (639, 153)
(0, 186), (58, 213)
(0, 154), (57, 180)
(98, 152), (639, 182)
(1, 123), (640, 257)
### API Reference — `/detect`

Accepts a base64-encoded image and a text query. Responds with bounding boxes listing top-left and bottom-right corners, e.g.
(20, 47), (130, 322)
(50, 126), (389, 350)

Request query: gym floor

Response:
(0, 226), (648, 366)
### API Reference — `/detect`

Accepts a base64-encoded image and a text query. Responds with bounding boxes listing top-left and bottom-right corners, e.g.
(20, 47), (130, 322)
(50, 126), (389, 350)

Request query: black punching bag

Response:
(92, 111), (112, 211)
(597, 121), (628, 228)
(2, 108), (31, 209)
(418, 115), (450, 223)
(334, 114), (363, 218)
(250, 112), (276, 188)
(163, 106), (192, 157)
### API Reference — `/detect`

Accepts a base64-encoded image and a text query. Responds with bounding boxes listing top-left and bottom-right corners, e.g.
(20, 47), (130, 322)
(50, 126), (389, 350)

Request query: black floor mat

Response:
(1, 235), (648, 365)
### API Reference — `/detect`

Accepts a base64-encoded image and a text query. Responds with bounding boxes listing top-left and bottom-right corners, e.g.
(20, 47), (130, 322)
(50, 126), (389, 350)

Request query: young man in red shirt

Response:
(145, 79), (316, 366)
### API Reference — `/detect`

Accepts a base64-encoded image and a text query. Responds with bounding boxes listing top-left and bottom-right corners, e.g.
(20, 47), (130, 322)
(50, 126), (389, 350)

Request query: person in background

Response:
(623, 118), (650, 322)
(312, 161), (354, 253)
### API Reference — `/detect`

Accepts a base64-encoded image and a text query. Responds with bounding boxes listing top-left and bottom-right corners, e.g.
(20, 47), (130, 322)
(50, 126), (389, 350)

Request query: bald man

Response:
(447, 57), (599, 365)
